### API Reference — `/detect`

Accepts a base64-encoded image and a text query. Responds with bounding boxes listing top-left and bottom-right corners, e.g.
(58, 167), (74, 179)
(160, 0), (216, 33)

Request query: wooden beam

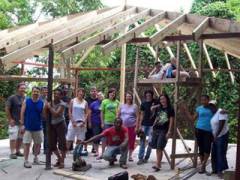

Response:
(150, 14), (186, 45)
(102, 11), (166, 54)
(120, 26), (128, 103)
(0, 6), (125, 65)
(62, 9), (150, 58)
(183, 43), (199, 77)
(1, 12), (96, 52)
(74, 46), (95, 67)
(54, 169), (97, 180)
(203, 43), (217, 78)
(171, 153), (199, 159)
(0, 75), (75, 82)
(224, 52), (235, 84)
(53, 7), (137, 52)
(192, 17), (209, 40)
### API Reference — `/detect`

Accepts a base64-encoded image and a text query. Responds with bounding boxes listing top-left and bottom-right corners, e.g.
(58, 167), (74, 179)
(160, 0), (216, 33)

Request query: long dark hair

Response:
(158, 93), (172, 109)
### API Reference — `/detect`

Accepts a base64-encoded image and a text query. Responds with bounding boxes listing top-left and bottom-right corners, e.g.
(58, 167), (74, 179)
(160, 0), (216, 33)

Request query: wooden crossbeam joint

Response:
(192, 17), (209, 41)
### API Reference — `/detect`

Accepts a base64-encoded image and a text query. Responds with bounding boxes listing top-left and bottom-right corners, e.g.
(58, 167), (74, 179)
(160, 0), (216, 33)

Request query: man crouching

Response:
(81, 118), (128, 169)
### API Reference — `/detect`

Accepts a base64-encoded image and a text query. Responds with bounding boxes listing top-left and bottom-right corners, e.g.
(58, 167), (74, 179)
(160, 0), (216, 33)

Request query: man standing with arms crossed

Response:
(5, 83), (26, 159)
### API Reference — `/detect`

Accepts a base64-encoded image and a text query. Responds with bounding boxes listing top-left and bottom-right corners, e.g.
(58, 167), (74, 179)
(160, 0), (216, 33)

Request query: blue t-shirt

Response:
(24, 98), (44, 131)
(90, 100), (101, 126)
(196, 105), (213, 132)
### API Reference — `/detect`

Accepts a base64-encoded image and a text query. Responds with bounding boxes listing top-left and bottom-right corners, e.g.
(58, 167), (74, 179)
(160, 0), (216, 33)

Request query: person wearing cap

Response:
(5, 83), (26, 159)
(209, 100), (229, 178)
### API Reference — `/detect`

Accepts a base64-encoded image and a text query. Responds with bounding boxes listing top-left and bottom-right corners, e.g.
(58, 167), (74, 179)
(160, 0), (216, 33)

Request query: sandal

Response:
(152, 165), (160, 172)
(198, 166), (206, 174)
(96, 155), (103, 160)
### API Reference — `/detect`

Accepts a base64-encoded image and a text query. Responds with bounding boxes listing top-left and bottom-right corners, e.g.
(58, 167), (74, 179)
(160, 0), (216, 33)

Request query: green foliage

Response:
(197, 2), (235, 19)
(227, 0), (240, 21)
(0, 0), (36, 29)
(0, 111), (8, 139)
(38, 0), (103, 17)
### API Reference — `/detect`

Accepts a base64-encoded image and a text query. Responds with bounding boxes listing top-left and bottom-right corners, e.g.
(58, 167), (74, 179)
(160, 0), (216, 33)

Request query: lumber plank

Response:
(53, 7), (137, 52)
(53, 169), (96, 180)
(192, 17), (209, 40)
(62, 9), (150, 58)
(224, 52), (235, 84)
(0, 75), (75, 82)
(150, 13), (186, 45)
(102, 11), (166, 54)
(203, 43), (216, 78)
(170, 153), (199, 159)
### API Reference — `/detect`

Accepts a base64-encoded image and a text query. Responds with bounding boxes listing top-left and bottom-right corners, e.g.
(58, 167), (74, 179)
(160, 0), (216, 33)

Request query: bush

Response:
(0, 111), (8, 139)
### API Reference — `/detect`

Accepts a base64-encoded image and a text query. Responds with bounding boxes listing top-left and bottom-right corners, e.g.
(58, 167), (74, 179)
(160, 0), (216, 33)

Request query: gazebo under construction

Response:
(0, 4), (239, 179)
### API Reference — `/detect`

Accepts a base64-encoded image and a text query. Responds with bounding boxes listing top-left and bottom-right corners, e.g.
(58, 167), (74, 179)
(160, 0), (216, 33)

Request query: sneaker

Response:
(33, 157), (41, 165)
(10, 154), (17, 159)
(24, 161), (32, 168)
(137, 159), (144, 165)
(16, 151), (24, 157)
(143, 159), (148, 163)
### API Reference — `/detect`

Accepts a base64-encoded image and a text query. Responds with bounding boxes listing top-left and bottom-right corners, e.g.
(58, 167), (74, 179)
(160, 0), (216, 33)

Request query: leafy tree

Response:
(38, 0), (103, 17)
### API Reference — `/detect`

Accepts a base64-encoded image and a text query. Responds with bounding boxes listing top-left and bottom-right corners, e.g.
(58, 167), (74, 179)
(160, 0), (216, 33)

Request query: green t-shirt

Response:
(101, 99), (119, 124)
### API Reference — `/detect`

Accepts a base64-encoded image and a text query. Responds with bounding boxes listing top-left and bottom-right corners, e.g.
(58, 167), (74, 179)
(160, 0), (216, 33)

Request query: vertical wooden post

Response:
(171, 40), (181, 169)
(120, 37), (127, 103)
(20, 64), (24, 75)
(46, 44), (54, 170)
(193, 40), (204, 168)
(74, 70), (79, 94)
(133, 47), (139, 104)
(155, 45), (159, 62)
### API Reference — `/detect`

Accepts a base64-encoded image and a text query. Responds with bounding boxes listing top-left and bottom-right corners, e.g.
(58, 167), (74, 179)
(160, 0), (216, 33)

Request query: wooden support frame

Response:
(224, 52), (235, 84)
(62, 9), (151, 58)
(192, 17), (209, 41)
(150, 13), (186, 45)
(102, 11), (166, 54)
(0, 75), (74, 82)
(203, 43), (217, 78)
(133, 47), (139, 104)
(74, 46), (95, 67)
(53, 7), (137, 52)
(171, 38), (181, 169)
(183, 43), (199, 77)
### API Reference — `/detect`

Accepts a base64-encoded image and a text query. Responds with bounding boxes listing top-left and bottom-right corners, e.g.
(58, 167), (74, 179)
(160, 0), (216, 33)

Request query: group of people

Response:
(5, 83), (229, 177)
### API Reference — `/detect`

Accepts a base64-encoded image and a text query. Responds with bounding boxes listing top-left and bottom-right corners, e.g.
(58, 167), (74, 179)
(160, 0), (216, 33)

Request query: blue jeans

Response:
(211, 132), (229, 173)
(138, 125), (152, 160)
(103, 145), (128, 164)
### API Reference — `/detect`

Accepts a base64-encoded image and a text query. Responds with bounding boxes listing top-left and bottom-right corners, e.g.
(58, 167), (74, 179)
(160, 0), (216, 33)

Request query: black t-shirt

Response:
(86, 97), (97, 107)
(153, 106), (175, 130)
(140, 100), (156, 126)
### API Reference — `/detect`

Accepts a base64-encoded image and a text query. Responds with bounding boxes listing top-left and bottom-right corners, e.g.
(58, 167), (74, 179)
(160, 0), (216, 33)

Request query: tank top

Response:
(24, 98), (44, 131)
(71, 98), (87, 123)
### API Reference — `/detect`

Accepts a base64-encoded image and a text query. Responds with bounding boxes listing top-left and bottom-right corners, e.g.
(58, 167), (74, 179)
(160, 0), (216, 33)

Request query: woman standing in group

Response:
(100, 88), (120, 158)
(66, 88), (88, 150)
(45, 89), (67, 168)
(184, 95), (214, 174)
(88, 92), (104, 157)
(117, 92), (139, 161)
(150, 93), (174, 171)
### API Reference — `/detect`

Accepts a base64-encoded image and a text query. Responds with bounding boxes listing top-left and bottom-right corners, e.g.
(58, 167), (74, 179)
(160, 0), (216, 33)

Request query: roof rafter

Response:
(0, 6), (125, 66)
(192, 17), (209, 40)
(61, 8), (151, 58)
(203, 43), (217, 78)
(150, 13), (186, 45)
(102, 11), (166, 54)
(224, 52), (235, 84)
(53, 7), (138, 52)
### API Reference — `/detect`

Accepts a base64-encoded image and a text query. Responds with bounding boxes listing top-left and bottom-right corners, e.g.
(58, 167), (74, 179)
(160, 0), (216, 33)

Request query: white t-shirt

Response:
(210, 108), (229, 137)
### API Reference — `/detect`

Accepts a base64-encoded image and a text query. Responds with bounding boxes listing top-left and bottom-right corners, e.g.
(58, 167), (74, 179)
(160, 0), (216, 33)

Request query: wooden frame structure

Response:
(0, 5), (240, 174)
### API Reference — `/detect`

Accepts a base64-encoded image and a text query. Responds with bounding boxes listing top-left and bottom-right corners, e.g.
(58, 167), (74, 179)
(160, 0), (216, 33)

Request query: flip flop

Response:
(152, 165), (160, 172)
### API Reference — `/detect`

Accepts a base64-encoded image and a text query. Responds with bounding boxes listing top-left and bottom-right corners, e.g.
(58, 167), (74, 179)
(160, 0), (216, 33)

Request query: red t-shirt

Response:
(101, 127), (128, 146)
